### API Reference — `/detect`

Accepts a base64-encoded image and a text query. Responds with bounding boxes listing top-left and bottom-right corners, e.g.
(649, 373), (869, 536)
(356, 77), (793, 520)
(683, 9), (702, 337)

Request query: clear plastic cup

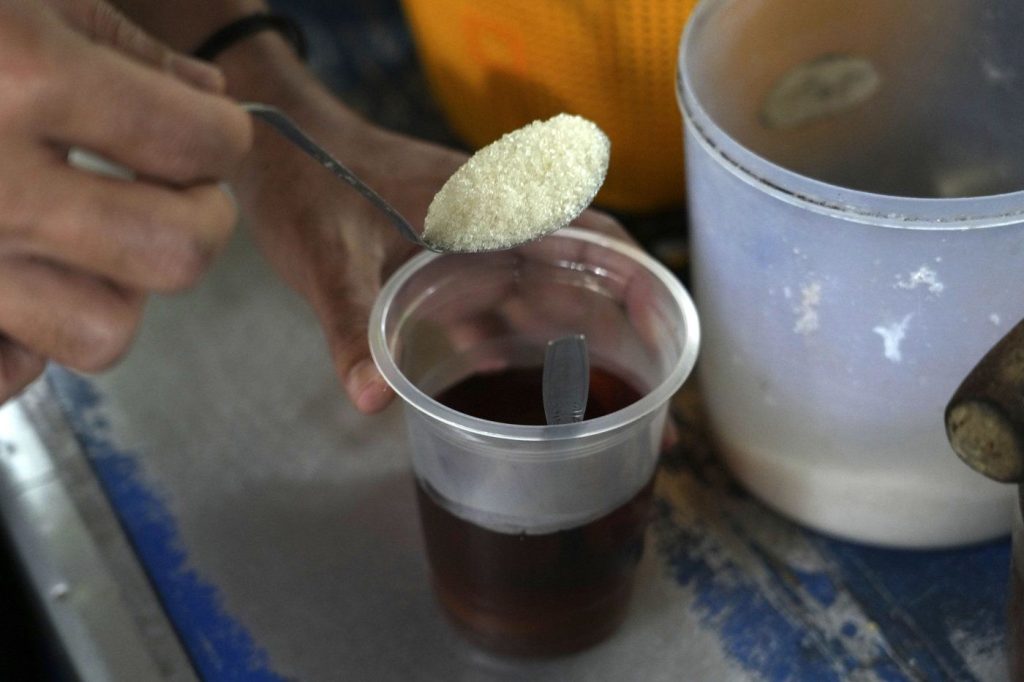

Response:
(369, 228), (699, 656)
(678, 0), (1024, 547)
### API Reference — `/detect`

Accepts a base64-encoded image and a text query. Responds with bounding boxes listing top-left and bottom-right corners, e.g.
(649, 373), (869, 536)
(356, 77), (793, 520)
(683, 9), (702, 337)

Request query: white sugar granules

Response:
(422, 114), (610, 253)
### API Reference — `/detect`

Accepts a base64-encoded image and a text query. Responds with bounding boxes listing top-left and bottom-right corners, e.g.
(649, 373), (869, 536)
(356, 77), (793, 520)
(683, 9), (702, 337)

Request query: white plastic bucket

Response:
(679, 0), (1024, 547)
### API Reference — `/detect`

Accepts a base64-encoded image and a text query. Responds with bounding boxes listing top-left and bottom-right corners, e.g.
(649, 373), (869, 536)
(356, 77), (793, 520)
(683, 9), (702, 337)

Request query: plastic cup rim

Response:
(368, 227), (701, 445)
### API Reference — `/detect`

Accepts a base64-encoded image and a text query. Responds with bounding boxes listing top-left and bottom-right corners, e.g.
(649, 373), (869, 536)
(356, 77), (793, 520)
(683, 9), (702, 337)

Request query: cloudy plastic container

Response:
(678, 0), (1024, 547)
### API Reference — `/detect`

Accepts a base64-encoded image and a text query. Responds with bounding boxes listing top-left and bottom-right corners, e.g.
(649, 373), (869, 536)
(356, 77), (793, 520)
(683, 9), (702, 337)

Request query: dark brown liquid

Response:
(417, 366), (653, 657)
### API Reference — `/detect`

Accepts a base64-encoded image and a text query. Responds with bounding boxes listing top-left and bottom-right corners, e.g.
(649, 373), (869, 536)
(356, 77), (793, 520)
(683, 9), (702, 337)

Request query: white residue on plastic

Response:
(793, 282), (822, 335)
(656, 470), (893, 670)
(896, 266), (944, 294)
(949, 627), (1007, 682)
(990, 313), (1002, 326)
(873, 314), (913, 363)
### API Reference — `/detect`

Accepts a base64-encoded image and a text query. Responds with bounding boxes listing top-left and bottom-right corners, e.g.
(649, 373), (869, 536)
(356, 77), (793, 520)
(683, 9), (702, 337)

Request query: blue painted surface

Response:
(657, 507), (1009, 681)
(822, 538), (1009, 679)
(49, 368), (283, 682)
(654, 433), (1011, 682)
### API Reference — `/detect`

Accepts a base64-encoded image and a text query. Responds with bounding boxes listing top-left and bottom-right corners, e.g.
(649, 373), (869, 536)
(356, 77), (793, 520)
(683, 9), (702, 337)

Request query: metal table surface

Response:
(0, 1), (1016, 680)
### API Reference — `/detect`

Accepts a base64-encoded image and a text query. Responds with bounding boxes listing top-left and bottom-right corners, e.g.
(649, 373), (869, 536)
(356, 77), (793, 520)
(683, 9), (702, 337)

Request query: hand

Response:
(225, 72), (632, 414)
(0, 0), (252, 403)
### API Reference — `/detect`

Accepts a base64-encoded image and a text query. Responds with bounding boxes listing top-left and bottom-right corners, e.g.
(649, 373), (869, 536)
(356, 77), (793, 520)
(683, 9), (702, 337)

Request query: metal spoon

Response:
(542, 334), (590, 425)
(242, 102), (437, 252)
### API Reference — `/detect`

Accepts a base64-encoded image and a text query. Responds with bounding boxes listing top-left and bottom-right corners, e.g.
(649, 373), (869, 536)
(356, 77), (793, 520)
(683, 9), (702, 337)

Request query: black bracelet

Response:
(193, 13), (308, 62)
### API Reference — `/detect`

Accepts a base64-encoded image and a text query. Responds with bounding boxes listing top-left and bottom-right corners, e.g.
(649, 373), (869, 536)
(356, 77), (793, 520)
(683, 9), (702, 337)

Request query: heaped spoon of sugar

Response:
(242, 103), (610, 254)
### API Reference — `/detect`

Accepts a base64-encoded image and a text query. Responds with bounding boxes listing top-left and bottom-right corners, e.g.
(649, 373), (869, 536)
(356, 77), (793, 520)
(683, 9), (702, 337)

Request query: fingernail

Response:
(169, 55), (226, 93)
(348, 359), (389, 413)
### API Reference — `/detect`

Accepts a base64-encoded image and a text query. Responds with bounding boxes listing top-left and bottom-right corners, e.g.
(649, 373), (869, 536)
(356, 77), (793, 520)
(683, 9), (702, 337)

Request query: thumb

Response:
(320, 305), (395, 415)
(49, 0), (225, 93)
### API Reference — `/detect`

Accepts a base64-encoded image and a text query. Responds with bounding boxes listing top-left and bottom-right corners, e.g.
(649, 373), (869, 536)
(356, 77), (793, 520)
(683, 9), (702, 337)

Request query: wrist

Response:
(115, 0), (269, 54)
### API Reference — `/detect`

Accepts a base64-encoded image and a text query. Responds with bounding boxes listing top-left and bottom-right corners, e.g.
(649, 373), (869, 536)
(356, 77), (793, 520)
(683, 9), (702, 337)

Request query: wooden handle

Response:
(945, 317), (1024, 482)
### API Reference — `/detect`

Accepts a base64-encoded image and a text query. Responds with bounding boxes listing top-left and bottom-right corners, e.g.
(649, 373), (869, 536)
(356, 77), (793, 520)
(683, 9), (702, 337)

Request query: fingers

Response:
(572, 208), (635, 244)
(2, 154), (238, 292)
(0, 1), (249, 185)
(0, 257), (144, 372)
(327, 317), (394, 415)
(37, 34), (251, 186)
(345, 356), (393, 415)
(302, 252), (395, 414)
(0, 336), (45, 404)
(0, 1), (249, 398)
(561, 212), (672, 351)
(45, 0), (224, 93)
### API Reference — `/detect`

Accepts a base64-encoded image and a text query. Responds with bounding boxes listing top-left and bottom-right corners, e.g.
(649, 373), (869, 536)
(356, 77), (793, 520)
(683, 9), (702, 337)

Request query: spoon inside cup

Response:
(543, 334), (590, 425)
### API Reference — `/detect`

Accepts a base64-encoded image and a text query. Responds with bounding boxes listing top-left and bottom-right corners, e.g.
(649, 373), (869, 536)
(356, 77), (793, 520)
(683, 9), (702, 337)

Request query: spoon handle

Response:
(543, 334), (590, 425)
(241, 102), (429, 249)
